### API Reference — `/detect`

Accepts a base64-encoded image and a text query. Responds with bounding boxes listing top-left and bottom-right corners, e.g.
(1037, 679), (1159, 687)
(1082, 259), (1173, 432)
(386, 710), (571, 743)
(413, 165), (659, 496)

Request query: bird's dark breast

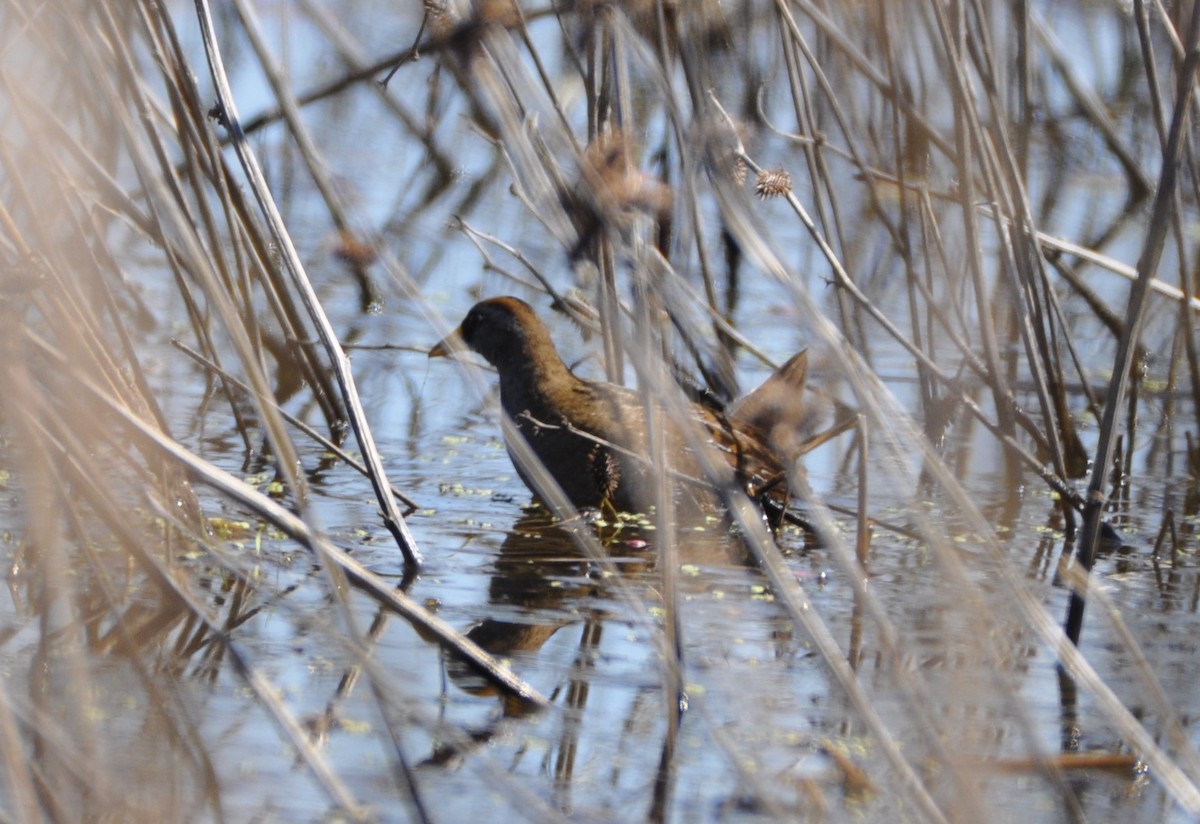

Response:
(509, 409), (626, 508)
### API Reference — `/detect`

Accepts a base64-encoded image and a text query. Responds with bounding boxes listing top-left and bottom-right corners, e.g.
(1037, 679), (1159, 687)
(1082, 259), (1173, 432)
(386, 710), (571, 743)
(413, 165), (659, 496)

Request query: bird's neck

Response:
(494, 341), (581, 420)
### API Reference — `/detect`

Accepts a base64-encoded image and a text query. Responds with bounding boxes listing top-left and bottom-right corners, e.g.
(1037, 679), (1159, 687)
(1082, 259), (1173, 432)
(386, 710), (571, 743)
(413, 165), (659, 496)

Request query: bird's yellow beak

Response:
(428, 327), (463, 358)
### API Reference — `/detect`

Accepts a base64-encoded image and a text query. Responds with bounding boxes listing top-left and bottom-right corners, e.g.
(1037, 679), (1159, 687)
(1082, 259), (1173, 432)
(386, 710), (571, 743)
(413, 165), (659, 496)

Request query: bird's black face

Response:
(456, 297), (529, 367)
(458, 304), (484, 352)
(429, 296), (549, 372)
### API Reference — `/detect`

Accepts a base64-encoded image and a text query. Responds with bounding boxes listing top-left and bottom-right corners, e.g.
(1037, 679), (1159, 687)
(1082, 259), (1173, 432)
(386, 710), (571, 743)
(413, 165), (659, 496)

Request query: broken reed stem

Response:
(192, 0), (422, 570)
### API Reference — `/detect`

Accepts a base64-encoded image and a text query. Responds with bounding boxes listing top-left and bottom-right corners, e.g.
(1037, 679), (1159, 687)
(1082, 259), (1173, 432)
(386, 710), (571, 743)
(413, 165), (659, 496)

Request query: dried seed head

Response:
(558, 133), (673, 261)
(579, 133), (671, 218)
(474, 0), (521, 28)
(333, 232), (377, 268)
(755, 168), (792, 199)
(423, 0), (456, 38)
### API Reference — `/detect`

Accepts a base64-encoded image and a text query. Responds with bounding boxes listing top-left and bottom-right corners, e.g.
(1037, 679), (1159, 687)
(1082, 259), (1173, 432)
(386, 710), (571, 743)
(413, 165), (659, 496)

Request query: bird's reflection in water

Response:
(447, 508), (596, 696)
(432, 507), (797, 775)
(448, 505), (768, 697)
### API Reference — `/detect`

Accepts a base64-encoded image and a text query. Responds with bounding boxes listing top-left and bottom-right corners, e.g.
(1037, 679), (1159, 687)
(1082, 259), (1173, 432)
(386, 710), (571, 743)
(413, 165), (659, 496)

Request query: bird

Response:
(429, 296), (809, 523)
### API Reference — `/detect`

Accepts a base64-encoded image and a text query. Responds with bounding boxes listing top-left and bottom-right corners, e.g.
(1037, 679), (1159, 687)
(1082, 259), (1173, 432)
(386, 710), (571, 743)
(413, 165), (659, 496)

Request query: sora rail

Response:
(430, 296), (807, 521)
